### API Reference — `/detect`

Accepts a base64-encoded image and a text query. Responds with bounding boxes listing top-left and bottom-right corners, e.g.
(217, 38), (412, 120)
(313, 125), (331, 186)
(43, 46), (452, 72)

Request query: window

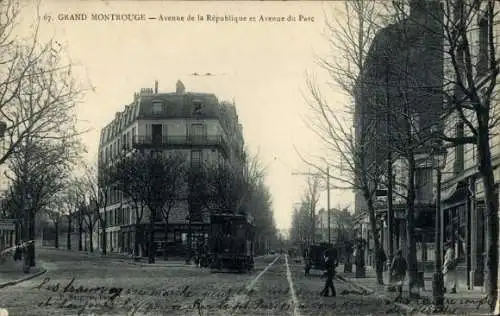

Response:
(152, 101), (163, 115)
(191, 123), (205, 143)
(478, 16), (489, 76)
(415, 168), (433, 202)
(191, 150), (202, 168)
(193, 100), (204, 115)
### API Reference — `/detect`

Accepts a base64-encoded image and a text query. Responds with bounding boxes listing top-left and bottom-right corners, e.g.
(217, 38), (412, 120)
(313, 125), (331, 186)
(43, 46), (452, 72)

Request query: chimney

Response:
(154, 80), (158, 94)
(176, 80), (186, 94)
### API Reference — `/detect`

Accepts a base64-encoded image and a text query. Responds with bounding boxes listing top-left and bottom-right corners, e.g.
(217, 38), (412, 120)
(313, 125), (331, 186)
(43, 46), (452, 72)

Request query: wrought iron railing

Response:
(132, 134), (228, 148)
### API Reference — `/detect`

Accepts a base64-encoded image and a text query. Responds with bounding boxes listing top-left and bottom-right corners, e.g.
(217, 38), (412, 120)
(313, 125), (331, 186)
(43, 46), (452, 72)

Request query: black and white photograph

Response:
(0, 0), (499, 315)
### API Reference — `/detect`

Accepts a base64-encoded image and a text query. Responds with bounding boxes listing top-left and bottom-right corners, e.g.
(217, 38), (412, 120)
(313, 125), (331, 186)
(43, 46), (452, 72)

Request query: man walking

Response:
(376, 247), (387, 285)
(321, 248), (337, 297)
(390, 249), (407, 301)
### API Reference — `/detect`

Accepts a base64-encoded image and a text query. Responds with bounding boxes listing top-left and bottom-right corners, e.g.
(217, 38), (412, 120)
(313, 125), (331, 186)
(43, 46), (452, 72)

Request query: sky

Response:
(16, 0), (354, 231)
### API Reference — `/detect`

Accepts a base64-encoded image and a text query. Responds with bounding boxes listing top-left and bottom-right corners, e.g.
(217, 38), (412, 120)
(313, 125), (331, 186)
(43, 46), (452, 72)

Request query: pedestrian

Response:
(376, 247), (387, 285)
(13, 242), (22, 262)
(320, 248), (337, 297)
(304, 255), (312, 277)
(443, 241), (457, 294)
(390, 249), (407, 301)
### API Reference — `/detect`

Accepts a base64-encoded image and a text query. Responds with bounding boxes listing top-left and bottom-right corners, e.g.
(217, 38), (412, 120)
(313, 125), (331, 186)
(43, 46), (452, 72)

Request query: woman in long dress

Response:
(443, 243), (457, 293)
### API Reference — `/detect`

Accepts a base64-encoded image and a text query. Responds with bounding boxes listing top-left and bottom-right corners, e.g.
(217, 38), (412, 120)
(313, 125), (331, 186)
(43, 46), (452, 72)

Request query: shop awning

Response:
(433, 181), (467, 204)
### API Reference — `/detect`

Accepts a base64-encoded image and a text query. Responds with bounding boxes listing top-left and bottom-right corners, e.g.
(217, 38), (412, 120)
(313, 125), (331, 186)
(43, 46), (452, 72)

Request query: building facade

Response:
(353, 0), (443, 264)
(97, 80), (245, 256)
(439, 0), (500, 290)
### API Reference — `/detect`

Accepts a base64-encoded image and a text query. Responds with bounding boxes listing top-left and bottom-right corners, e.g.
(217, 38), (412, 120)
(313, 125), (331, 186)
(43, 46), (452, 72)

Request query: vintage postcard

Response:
(0, 0), (498, 315)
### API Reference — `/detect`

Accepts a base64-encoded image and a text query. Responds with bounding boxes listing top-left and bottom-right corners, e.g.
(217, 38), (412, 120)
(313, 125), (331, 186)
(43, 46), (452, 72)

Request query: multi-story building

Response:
(439, 1), (500, 291)
(353, 0), (443, 264)
(97, 80), (245, 256)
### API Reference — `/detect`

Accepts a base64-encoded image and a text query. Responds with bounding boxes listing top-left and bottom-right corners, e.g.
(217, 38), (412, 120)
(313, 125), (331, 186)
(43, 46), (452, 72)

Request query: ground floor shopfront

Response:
(98, 222), (210, 258)
(356, 203), (436, 268)
(355, 170), (500, 292)
(441, 172), (500, 291)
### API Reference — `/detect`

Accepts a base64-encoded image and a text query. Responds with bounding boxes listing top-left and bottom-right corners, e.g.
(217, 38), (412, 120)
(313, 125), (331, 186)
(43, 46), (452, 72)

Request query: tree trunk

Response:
(78, 222), (83, 251)
(134, 222), (141, 258)
(164, 219), (169, 261)
(101, 220), (107, 255)
(366, 194), (384, 285)
(148, 208), (155, 264)
(29, 210), (36, 267)
(55, 220), (59, 249)
(67, 215), (72, 250)
(477, 131), (499, 311)
(406, 156), (418, 295)
(89, 221), (94, 253)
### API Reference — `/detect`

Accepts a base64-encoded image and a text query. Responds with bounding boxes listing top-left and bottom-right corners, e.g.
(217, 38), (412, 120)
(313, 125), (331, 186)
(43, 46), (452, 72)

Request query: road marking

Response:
(245, 255), (280, 292)
(285, 254), (301, 316)
(226, 255), (281, 309)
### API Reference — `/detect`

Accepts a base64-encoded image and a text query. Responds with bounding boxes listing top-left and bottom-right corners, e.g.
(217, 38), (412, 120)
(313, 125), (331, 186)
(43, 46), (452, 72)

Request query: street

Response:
(0, 248), (409, 316)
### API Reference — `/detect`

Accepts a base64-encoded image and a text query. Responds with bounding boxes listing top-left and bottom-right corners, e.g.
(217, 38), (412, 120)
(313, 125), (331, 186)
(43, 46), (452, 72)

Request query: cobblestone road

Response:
(0, 248), (410, 315)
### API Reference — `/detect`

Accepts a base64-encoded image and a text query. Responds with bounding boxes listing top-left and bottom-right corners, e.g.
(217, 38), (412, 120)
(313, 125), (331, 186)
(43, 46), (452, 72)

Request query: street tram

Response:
(209, 213), (255, 273)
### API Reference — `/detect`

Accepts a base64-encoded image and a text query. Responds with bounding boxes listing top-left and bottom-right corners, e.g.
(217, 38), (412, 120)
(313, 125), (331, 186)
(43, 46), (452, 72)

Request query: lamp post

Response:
(432, 139), (447, 311)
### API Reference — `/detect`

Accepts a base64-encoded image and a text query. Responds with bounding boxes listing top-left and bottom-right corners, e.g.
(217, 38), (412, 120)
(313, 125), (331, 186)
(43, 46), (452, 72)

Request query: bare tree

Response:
(60, 178), (86, 251)
(304, 175), (321, 245)
(300, 0), (391, 284)
(142, 152), (186, 263)
(81, 197), (98, 253)
(0, 0), (88, 166)
(381, 0), (500, 308)
(437, 0), (499, 309)
(111, 151), (148, 258)
(82, 162), (112, 256)
(6, 138), (79, 266)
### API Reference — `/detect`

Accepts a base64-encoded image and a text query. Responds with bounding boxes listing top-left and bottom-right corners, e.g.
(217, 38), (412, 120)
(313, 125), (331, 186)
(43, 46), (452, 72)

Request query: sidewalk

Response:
(0, 257), (47, 289)
(43, 246), (203, 268)
(338, 265), (490, 315)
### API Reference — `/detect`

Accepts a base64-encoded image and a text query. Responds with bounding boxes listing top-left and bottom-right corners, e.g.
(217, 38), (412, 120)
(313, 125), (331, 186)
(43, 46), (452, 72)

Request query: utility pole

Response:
(387, 121), (394, 261)
(386, 65), (394, 262)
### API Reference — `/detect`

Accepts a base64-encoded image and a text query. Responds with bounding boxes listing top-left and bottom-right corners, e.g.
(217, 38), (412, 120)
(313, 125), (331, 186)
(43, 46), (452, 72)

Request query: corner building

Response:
(97, 80), (245, 257)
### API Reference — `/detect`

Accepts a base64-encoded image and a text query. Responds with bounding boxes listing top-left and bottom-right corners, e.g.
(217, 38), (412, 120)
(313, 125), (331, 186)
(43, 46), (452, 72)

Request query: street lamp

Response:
(431, 133), (447, 311)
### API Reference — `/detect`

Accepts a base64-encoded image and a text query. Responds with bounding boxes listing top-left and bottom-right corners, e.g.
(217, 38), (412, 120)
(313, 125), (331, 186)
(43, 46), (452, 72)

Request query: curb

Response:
(118, 259), (194, 268)
(0, 263), (48, 289)
(338, 274), (428, 316)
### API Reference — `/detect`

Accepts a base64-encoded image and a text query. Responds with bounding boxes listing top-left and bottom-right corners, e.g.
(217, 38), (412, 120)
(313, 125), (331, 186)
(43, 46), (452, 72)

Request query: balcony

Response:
(132, 134), (229, 156)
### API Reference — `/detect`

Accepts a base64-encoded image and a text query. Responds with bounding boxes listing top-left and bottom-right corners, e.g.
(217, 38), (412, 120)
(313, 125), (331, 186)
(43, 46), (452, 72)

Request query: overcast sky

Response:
(17, 0), (354, 231)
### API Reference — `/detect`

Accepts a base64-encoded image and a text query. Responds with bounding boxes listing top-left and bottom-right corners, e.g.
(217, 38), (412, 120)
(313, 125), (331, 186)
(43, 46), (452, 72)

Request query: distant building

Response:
(316, 208), (354, 246)
(97, 80), (245, 256)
